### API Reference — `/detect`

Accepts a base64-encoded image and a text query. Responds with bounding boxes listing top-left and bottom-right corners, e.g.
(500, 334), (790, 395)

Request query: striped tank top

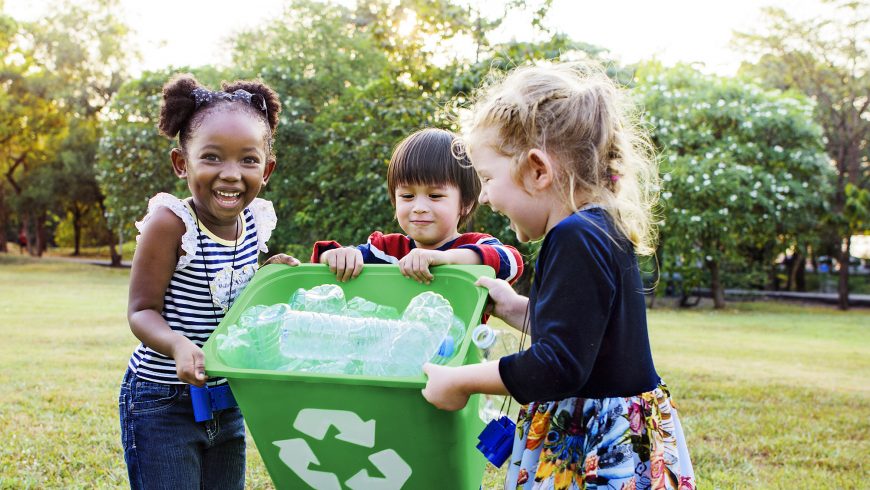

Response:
(127, 193), (276, 384)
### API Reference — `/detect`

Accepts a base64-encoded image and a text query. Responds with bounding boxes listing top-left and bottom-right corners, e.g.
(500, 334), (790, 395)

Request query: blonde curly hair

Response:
(462, 62), (659, 255)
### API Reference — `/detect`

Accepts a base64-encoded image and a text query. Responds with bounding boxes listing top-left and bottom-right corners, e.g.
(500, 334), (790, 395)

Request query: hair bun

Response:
(221, 80), (281, 133)
(158, 74), (200, 138)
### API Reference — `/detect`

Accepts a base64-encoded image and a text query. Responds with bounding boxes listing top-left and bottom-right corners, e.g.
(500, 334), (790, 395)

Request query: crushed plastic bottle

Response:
(277, 311), (449, 376)
(238, 305), (269, 329)
(345, 296), (400, 320)
(233, 304), (288, 369)
(218, 288), (467, 377)
(214, 324), (252, 368)
(472, 324), (520, 422)
(289, 284), (347, 314)
(432, 316), (468, 364)
(402, 291), (453, 331)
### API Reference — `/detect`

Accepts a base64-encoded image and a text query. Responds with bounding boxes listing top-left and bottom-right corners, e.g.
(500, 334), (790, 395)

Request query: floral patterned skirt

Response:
(503, 384), (695, 490)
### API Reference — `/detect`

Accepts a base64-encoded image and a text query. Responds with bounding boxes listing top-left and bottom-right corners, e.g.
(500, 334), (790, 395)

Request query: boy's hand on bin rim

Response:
(172, 338), (209, 387)
(320, 247), (364, 282)
(421, 363), (470, 411)
(262, 253), (301, 267)
(398, 249), (440, 284)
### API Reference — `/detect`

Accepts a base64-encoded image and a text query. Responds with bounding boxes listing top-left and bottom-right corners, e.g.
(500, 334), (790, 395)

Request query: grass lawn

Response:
(1, 255), (867, 489)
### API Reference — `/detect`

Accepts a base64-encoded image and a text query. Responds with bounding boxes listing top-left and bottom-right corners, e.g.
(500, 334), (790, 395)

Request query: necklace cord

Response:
(190, 201), (240, 317)
(500, 299), (530, 417)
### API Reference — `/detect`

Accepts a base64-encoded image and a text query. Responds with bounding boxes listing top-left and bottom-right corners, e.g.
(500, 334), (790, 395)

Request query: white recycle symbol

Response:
(273, 408), (412, 490)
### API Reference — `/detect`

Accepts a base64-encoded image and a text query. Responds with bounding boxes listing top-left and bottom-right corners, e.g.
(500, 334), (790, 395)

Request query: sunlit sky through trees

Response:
(5, 0), (846, 76)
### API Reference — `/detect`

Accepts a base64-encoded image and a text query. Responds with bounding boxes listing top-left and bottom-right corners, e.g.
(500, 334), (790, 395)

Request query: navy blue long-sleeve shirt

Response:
(498, 209), (660, 403)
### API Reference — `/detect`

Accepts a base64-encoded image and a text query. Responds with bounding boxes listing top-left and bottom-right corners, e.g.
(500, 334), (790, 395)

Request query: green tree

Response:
(636, 64), (834, 308)
(1, 0), (131, 258)
(45, 119), (105, 255)
(0, 11), (68, 253)
(229, 0), (619, 285)
(734, 0), (869, 309)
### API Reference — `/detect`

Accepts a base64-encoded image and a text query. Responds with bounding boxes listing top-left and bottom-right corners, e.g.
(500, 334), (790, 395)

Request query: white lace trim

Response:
(135, 193), (199, 271)
(248, 198), (277, 254)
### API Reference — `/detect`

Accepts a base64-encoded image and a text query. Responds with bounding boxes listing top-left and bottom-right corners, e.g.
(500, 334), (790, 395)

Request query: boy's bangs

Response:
(391, 149), (456, 190)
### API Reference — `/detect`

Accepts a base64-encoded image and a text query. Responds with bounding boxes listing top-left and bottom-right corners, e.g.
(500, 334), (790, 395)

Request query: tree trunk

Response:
(108, 227), (122, 267)
(0, 186), (7, 253)
(768, 263), (780, 291)
(36, 211), (47, 257)
(96, 195), (123, 267)
(23, 212), (37, 256)
(785, 251), (803, 291)
(708, 259), (726, 309)
(792, 251), (806, 292)
(837, 235), (850, 310)
(73, 206), (82, 256)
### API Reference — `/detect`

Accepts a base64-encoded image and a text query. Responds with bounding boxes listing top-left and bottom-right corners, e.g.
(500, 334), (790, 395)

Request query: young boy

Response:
(312, 128), (522, 285)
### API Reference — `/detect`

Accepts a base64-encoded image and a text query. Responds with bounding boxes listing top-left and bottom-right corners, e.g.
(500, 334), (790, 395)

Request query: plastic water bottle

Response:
(471, 324), (520, 422)
(215, 304), (288, 370)
(288, 284), (347, 314)
(402, 291), (453, 331)
(432, 316), (468, 364)
(277, 311), (450, 376)
(213, 324), (252, 368)
(219, 289), (461, 377)
(345, 296), (401, 320)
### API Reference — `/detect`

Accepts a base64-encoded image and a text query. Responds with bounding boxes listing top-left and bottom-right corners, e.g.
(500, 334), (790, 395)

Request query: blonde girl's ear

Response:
(170, 148), (188, 179)
(522, 149), (556, 191)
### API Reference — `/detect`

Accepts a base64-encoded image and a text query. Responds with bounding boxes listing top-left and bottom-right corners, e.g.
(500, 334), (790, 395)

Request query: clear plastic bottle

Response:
(277, 311), (450, 376)
(288, 284), (347, 314)
(432, 316), (468, 365)
(471, 324), (520, 422)
(215, 304), (286, 370)
(345, 296), (400, 320)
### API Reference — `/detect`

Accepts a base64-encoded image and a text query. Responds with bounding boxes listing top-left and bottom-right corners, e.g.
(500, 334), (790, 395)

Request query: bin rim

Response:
(202, 263), (494, 388)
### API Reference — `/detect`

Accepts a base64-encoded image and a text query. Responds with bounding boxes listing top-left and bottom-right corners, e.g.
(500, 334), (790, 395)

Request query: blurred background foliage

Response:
(1, 0), (867, 306)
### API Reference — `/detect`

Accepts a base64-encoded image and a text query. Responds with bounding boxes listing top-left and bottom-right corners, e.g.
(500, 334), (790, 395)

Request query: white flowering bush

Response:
(635, 64), (834, 306)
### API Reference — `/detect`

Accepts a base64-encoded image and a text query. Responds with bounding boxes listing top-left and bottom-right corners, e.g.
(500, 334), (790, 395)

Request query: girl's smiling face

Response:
(394, 182), (465, 249)
(470, 128), (555, 243)
(171, 109), (275, 234)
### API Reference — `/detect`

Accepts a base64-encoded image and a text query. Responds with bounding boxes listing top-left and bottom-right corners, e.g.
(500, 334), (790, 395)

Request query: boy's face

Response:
(395, 183), (464, 249)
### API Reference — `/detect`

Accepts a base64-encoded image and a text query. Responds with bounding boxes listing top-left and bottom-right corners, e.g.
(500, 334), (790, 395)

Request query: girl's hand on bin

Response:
(398, 249), (440, 284)
(262, 253), (301, 267)
(321, 247), (364, 282)
(475, 276), (524, 320)
(173, 338), (209, 387)
(421, 363), (470, 411)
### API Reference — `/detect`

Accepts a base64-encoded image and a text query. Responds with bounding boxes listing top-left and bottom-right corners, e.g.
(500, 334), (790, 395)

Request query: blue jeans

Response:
(118, 368), (245, 490)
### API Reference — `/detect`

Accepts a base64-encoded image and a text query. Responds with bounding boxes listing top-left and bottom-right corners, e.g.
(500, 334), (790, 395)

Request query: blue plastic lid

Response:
(437, 336), (455, 357)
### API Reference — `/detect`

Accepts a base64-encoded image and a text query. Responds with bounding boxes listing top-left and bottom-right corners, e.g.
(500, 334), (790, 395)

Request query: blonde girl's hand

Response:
(421, 363), (470, 411)
(172, 338), (208, 387)
(475, 276), (529, 328)
(398, 249), (442, 284)
(321, 247), (364, 282)
(262, 253), (301, 267)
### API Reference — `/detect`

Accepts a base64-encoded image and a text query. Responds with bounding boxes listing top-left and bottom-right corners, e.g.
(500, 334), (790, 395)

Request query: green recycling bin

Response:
(202, 264), (493, 489)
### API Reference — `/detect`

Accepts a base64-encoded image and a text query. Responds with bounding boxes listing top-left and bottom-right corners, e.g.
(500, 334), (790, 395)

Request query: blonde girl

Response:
(422, 63), (695, 490)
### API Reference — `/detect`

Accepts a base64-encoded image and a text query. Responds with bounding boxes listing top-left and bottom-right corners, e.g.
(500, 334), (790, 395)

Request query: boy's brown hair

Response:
(387, 128), (480, 229)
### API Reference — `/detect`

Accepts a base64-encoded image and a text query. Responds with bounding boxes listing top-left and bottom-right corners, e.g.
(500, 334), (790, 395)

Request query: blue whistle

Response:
(190, 384), (237, 422)
(476, 415), (515, 467)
